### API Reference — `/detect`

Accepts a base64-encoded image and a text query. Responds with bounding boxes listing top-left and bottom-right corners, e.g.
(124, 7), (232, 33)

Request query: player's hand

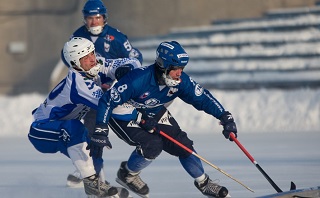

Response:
(136, 111), (159, 133)
(86, 124), (112, 158)
(219, 111), (237, 141)
(115, 64), (133, 80)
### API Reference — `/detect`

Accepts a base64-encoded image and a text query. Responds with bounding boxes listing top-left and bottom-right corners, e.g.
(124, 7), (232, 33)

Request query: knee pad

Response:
(168, 131), (194, 158)
(138, 137), (163, 159)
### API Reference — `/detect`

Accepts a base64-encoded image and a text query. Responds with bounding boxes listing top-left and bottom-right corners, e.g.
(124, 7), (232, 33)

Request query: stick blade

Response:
(290, 181), (296, 191)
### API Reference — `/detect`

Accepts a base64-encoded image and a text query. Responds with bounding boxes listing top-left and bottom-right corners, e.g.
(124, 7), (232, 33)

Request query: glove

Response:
(219, 111), (237, 141)
(86, 124), (112, 158)
(115, 64), (133, 80)
(136, 111), (159, 133)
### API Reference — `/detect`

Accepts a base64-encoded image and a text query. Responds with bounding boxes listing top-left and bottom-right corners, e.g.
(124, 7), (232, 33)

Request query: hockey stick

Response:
(159, 130), (254, 193)
(229, 132), (296, 193)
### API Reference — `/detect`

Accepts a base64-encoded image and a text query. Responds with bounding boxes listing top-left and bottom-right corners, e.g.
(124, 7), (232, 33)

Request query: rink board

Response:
(257, 186), (320, 198)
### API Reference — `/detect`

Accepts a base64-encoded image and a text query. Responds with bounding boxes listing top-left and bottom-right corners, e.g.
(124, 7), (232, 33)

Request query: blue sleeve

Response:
(96, 76), (135, 124)
(178, 73), (225, 119)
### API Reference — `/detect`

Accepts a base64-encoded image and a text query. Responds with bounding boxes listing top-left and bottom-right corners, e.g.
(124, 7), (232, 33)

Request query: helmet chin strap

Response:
(86, 64), (101, 78)
(73, 61), (101, 78)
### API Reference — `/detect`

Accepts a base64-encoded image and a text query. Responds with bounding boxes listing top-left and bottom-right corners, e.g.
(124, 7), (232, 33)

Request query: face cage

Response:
(162, 67), (182, 87)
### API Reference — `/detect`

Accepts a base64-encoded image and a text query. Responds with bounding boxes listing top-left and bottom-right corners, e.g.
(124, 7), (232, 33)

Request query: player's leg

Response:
(28, 120), (118, 197)
(161, 111), (229, 198)
(109, 117), (163, 198)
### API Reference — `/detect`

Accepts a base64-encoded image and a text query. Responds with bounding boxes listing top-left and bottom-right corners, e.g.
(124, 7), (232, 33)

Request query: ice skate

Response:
(194, 174), (229, 198)
(67, 170), (131, 198)
(83, 174), (118, 197)
(116, 161), (149, 198)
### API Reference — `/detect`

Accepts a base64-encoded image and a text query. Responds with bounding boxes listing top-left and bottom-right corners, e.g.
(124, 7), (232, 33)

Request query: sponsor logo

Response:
(140, 92), (150, 99)
(227, 114), (233, 120)
(161, 42), (174, 49)
(59, 129), (70, 142)
(104, 43), (110, 52)
(145, 98), (160, 106)
(177, 53), (188, 58)
(105, 35), (115, 42)
(110, 87), (120, 102)
(89, 10), (98, 13)
(195, 84), (204, 96)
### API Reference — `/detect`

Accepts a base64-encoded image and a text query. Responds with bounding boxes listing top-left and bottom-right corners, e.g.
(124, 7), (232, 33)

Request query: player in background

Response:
(65, 0), (144, 188)
(88, 41), (237, 198)
(28, 37), (141, 198)
(72, 0), (142, 64)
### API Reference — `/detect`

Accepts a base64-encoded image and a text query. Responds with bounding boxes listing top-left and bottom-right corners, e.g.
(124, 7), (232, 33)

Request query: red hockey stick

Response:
(229, 132), (296, 193)
(159, 130), (254, 192)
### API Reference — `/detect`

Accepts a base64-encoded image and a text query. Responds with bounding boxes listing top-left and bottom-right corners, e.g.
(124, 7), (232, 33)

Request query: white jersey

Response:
(33, 58), (141, 122)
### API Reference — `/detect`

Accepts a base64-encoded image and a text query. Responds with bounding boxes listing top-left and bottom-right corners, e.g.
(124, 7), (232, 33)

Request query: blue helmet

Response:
(156, 41), (189, 69)
(82, 0), (108, 18)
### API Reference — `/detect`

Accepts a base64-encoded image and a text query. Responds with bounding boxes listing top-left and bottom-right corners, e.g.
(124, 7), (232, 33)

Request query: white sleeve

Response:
(100, 58), (142, 80)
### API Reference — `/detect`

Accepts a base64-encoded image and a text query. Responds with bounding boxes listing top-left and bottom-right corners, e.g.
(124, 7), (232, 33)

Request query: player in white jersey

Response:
(28, 37), (140, 198)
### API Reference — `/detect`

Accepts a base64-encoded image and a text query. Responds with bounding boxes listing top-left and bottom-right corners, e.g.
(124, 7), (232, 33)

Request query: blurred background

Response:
(1, 0), (320, 95)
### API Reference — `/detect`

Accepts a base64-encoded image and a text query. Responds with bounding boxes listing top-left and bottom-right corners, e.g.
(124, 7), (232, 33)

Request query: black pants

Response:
(108, 108), (194, 160)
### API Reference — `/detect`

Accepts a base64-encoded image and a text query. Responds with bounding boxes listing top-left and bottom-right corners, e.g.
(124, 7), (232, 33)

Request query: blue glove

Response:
(136, 111), (159, 133)
(219, 111), (237, 141)
(86, 124), (112, 158)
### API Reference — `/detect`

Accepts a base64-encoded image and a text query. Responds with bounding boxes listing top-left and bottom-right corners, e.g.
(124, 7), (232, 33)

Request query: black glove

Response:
(115, 64), (133, 80)
(219, 111), (237, 141)
(136, 111), (159, 133)
(86, 124), (112, 158)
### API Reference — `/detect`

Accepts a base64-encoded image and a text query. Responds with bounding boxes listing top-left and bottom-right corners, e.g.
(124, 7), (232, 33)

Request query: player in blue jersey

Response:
(65, 0), (144, 188)
(28, 37), (141, 198)
(71, 0), (143, 64)
(88, 41), (237, 198)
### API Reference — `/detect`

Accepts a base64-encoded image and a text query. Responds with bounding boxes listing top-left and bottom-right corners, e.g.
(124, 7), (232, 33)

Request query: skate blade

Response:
(116, 178), (149, 198)
(87, 194), (120, 198)
(207, 193), (231, 198)
(66, 180), (84, 188)
(116, 186), (132, 198)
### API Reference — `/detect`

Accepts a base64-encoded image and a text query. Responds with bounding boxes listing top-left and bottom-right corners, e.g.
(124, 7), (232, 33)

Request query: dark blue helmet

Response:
(82, 0), (108, 18)
(156, 41), (189, 69)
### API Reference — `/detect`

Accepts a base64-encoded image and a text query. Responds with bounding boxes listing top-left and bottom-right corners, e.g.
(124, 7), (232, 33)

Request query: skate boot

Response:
(83, 174), (118, 197)
(194, 174), (228, 198)
(116, 161), (149, 198)
(67, 171), (130, 198)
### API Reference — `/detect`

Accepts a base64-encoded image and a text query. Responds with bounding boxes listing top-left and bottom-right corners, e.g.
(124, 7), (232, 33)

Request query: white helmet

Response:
(63, 37), (101, 77)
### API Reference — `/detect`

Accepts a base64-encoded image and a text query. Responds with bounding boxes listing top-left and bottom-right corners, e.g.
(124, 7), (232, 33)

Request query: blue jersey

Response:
(33, 58), (141, 122)
(96, 64), (225, 125)
(72, 25), (143, 64)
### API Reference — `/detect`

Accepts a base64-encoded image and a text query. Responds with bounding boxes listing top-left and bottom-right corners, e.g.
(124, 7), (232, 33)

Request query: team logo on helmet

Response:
(160, 42), (174, 49)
